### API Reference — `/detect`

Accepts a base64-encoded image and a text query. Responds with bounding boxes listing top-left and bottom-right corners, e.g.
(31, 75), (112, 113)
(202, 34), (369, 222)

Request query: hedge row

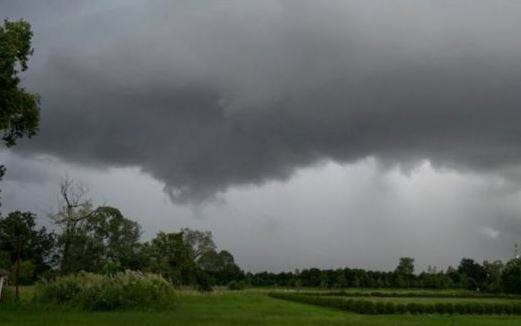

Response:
(268, 292), (521, 315)
(295, 291), (521, 300)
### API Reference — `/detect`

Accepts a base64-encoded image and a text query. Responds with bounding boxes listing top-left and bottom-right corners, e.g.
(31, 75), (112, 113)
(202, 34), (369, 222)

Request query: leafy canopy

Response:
(0, 19), (39, 147)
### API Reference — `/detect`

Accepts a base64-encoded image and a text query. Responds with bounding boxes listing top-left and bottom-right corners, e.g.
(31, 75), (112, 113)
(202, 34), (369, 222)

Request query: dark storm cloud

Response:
(5, 0), (521, 202)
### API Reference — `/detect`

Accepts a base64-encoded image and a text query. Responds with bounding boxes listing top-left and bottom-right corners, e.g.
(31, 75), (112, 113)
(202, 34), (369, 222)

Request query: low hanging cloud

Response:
(5, 0), (521, 203)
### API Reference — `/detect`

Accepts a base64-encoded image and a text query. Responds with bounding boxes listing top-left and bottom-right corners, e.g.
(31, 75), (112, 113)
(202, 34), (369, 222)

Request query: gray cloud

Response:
(4, 0), (521, 203)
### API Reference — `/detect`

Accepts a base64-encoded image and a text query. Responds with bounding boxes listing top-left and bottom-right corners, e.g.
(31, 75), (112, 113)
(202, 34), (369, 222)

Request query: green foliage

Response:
(227, 280), (247, 290)
(395, 257), (415, 276)
(0, 20), (39, 206)
(306, 290), (521, 300)
(269, 292), (521, 315)
(144, 231), (197, 285)
(54, 202), (141, 274)
(0, 20), (40, 147)
(36, 271), (176, 311)
(502, 259), (521, 294)
(0, 285), (14, 303)
(458, 258), (487, 290)
(12, 260), (35, 285)
(7, 290), (521, 325)
(0, 211), (55, 284)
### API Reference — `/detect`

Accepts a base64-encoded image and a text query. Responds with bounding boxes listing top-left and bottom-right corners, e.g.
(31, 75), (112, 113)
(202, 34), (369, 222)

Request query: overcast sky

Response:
(2, 0), (521, 272)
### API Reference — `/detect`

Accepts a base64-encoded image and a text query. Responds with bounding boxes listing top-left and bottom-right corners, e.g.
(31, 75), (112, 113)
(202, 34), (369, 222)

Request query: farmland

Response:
(3, 287), (521, 325)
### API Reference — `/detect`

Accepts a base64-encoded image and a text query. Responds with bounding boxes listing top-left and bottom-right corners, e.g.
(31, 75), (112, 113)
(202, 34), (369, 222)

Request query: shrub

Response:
(470, 303), (484, 315)
(36, 271), (176, 311)
(195, 270), (213, 292)
(483, 303), (495, 314)
(423, 303), (435, 314)
(375, 301), (386, 314)
(358, 300), (375, 314)
(407, 303), (420, 314)
(434, 303), (445, 314)
(0, 286), (14, 303)
(493, 303), (505, 314)
(227, 280), (247, 291)
(454, 303), (467, 314)
(396, 303), (408, 314)
(444, 303), (455, 314)
(385, 302), (396, 314)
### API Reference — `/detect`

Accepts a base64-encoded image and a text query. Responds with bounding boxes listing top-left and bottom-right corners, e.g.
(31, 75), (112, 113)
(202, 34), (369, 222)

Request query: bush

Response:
(358, 300), (375, 314)
(195, 270), (213, 292)
(444, 303), (455, 314)
(227, 280), (247, 291)
(493, 303), (505, 314)
(396, 303), (408, 314)
(434, 303), (445, 314)
(374, 301), (386, 314)
(385, 302), (396, 314)
(36, 271), (176, 311)
(0, 286), (14, 303)
(407, 302), (421, 314)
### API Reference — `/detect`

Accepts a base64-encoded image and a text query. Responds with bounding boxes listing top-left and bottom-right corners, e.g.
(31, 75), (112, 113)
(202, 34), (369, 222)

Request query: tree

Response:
(52, 178), (144, 274)
(393, 257), (415, 288)
(55, 205), (142, 273)
(458, 258), (487, 290)
(395, 257), (415, 275)
(300, 268), (322, 287)
(502, 259), (521, 294)
(198, 249), (243, 285)
(181, 228), (216, 264)
(86, 206), (141, 271)
(146, 232), (197, 285)
(0, 211), (55, 298)
(482, 260), (504, 293)
(0, 20), (40, 204)
(51, 177), (95, 274)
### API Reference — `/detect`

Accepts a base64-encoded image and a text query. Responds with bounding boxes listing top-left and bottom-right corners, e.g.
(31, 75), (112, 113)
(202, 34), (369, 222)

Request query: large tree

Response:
(501, 259), (521, 294)
(0, 20), (40, 204)
(145, 231), (197, 285)
(51, 177), (95, 274)
(85, 206), (141, 272)
(181, 228), (216, 264)
(458, 258), (487, 290)
(0, 211), (55, 298)
(393, 257), (415, 288)
(395, 257), (415, 275)
(198, 249), (243, 285)
(52, 178), (141, 274)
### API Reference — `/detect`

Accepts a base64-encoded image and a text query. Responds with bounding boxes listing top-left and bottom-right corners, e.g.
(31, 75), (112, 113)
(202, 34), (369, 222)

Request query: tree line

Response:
(245, 257), (521, 294)
(3, 193), (521, 296)
(0, 178), (244, 296)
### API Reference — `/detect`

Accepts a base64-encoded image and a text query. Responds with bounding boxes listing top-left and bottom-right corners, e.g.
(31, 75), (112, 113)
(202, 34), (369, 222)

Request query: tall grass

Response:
(35, 271), (176, 311)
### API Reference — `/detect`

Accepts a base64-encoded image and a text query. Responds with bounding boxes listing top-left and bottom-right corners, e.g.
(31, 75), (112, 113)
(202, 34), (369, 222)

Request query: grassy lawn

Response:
(2, 287), (521, 325)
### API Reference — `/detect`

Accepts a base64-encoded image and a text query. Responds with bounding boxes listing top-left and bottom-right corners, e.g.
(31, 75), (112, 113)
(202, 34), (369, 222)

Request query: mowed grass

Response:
(2, 287), (521, 325)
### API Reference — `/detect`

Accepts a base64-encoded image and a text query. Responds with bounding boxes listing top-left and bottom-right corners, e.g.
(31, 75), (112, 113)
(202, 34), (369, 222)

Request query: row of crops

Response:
(269, 291), (521, 315)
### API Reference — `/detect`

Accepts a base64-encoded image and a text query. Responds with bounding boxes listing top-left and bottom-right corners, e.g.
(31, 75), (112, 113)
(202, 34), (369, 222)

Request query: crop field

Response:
(269, 290), (521, 316)
(358, 296), (521, 304)
(2, 287), (521, 325)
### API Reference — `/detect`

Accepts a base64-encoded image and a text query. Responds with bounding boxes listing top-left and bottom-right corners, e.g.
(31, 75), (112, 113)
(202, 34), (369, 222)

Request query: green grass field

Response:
(3, 287), (521, 325)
